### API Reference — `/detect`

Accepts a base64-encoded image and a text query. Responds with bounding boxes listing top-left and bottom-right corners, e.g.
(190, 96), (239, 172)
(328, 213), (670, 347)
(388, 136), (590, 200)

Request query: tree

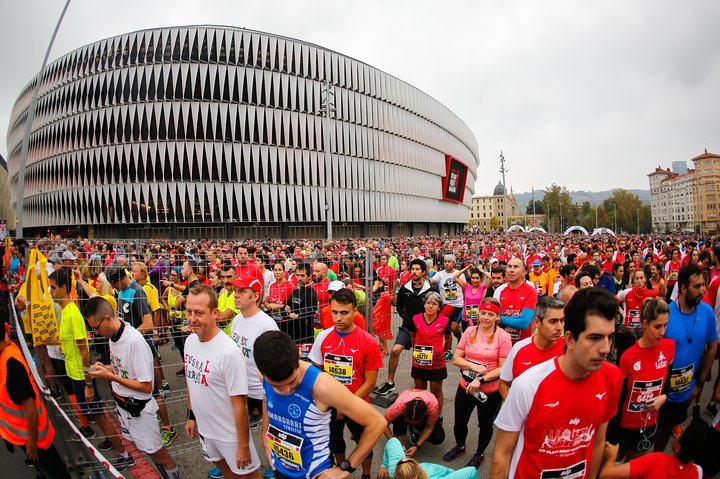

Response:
(541, 184), (576, 233)
(526, 200), (544, 215)
(602, 189), (650, 233)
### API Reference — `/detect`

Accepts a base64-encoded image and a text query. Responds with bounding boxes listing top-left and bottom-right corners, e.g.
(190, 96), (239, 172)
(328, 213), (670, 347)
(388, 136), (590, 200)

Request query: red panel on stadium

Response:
(441, 155), (468, 203)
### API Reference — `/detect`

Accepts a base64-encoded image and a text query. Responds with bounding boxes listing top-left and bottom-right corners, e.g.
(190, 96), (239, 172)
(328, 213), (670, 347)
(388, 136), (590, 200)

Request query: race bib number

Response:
(461, 360), (485, 383)
(540, 461), (586, 479)
(297, 343), (312, 359)
(669, 365), (694, 394)
(670, 270), (678, 281)
(413, 345), (434, 367)
(267, 425), (304, 471)
(502, 325), (521, 340)
(626, 309), (641, 329)
(324, 354), (353, 384)
(627, 378), (663, 412)
(465, 305), (479, 321)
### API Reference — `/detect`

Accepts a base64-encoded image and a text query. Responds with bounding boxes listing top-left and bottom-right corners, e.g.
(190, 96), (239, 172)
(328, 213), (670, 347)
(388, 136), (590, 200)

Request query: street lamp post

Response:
(321, 77), (335, 240)
(15, 0), (72, 238)
(613, 203), (617, 232)
(559, 201), (563, 234)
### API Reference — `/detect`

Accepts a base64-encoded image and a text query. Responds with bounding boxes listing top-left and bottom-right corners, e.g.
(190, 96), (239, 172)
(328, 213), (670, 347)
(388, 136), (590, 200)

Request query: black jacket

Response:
(396, 279), (438, 329)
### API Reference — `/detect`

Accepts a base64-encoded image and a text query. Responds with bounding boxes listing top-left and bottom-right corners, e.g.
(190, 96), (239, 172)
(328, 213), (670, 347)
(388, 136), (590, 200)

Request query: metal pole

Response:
(499, 151), (508, 231)
(614, 204), (617, 232)
(365, 249), (374, 335)
(595, 206), (598, 230)
(637, 209), (640, 235)
(15, 0), (71, 238)
(321, 78), (335, 240)
(559, 201), (563, 234)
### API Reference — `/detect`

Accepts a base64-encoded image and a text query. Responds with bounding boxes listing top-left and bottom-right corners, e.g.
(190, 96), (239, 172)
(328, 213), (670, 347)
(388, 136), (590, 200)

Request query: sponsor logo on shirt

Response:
(656, 352), (667, 369)
(633, 361), (641, 371)
(544, 401), (560, 408)
(569, 418), (580, 425)
(595, 392), (606, 400)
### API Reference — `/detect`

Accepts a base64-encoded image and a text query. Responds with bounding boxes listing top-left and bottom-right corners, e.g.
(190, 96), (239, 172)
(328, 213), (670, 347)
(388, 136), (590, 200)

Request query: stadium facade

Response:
(7, 26), (478, 239)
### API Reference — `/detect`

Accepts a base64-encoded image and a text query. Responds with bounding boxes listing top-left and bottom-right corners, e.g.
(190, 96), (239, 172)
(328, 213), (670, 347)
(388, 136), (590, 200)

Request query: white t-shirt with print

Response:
(109, 323), (154, 399)
(185, 331), (249, 442)
(230, 310), (279, 399)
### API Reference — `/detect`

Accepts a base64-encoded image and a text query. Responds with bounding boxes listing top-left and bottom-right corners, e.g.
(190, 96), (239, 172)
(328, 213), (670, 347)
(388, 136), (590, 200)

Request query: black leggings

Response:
(453, 385), (501, 455)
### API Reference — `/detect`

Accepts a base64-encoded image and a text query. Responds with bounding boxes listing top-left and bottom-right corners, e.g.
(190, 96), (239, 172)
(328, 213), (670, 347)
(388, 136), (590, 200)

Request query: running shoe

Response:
(442, 445), (466, 462)
(208, 467), (224, 479)
(444, 351), (453, 361)
(162, 426), (178, 447)
(692, 404), (701, 419)
(263, 468), (275, 479)
(162, 380), (171, 391)
(97, 439), (113, 451)
(466, 453), (485, 468)
(115, 454), (136, 472)
(375, 382), (396, 396)
(249, 414), (262, 430)
(80, 426), (96, 439)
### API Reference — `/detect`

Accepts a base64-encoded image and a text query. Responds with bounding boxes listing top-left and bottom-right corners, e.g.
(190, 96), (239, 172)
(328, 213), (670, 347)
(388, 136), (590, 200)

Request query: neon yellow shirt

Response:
(142, 279), (162, 312)
(60, 302), (88, 381)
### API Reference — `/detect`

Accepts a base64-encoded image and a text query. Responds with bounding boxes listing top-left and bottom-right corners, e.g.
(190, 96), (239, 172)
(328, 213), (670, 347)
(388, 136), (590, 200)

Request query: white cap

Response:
(327, 280), (345, 292)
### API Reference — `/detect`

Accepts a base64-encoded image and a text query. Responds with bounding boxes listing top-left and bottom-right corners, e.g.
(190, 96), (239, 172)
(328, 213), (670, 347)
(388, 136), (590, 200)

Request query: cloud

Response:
(1, 0), (718, 197)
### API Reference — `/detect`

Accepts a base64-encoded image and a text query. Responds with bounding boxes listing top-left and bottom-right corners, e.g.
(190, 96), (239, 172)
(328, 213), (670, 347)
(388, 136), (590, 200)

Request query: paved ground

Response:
(44, 310), (720, 479)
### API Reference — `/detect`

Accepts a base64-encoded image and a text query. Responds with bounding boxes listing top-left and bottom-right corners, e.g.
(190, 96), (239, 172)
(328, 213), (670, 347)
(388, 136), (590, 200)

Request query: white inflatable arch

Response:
(563, 225), (589, 235)
(506, 225), (526, 233)
(591, 227), (616, 236)
(527, 227), (547, 234)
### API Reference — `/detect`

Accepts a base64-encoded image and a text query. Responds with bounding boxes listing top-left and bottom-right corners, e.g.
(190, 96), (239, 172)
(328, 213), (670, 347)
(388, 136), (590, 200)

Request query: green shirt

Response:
(388, 255), (400, 270)
(326, 270), (338, 281)
(60, 302), (88, 381)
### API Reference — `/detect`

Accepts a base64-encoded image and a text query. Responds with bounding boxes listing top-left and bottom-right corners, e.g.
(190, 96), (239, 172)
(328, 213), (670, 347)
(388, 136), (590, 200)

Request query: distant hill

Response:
(513, 189), (650, 212)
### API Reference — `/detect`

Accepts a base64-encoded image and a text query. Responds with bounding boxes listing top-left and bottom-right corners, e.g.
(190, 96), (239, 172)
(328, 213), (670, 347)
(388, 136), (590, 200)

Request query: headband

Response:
(479, 302), (500, 316)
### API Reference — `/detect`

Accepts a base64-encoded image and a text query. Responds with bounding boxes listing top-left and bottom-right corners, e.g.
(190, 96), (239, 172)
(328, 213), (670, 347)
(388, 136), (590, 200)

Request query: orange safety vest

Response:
(0, 342), (55, 448)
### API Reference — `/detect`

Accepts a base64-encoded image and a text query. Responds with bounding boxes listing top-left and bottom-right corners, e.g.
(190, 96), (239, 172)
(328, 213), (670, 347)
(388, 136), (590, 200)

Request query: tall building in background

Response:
(647, 152), (720, 234)
(692, 150), (720, 233)
(468, 181), (518, 230)
(6, 26), (478, 239)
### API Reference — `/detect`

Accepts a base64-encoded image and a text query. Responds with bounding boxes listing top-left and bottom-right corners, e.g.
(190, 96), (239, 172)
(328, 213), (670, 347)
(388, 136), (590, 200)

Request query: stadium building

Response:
(7, 26), (478, 239)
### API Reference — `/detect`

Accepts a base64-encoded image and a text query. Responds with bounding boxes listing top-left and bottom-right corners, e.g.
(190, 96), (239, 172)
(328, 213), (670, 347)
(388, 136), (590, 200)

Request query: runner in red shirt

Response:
(308, 289), (382, 478)
(493, 258), (538, 344)
(599, 418), (706, 479)
(407, 291), (452, 412)
(617, 269), (657, 338)
(491, 288), (622, 479)
(610, 298), (675, 458)
(665, 249), (682, 300)
(376, 254), (398, 292)
(499, 296), (566, 399)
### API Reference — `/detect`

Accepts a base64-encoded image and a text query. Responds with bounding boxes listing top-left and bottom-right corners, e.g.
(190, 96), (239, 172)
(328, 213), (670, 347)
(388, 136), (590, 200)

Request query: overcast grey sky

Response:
(1, 0), (718, 196)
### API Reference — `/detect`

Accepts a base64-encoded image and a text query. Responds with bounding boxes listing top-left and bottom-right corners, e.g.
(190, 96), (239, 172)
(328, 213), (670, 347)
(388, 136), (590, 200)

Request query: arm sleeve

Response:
(500, 308), (535, 330)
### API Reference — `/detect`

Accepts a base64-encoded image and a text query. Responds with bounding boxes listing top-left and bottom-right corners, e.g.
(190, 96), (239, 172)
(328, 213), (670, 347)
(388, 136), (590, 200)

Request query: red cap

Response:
(232, 277), (263, 294)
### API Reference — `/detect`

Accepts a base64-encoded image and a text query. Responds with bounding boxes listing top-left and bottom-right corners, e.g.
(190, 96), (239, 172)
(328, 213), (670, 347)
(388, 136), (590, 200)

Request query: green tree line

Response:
(524, 185), (651, 234)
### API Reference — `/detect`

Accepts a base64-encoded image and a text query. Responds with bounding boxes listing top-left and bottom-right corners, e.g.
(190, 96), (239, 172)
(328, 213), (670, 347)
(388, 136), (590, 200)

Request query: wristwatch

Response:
(339, 460), (356, 473)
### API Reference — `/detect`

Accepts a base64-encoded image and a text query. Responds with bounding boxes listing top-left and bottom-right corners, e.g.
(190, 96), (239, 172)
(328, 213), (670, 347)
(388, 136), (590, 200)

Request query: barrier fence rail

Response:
(7, 291), (125, 479)
(5, 237), (503, 478)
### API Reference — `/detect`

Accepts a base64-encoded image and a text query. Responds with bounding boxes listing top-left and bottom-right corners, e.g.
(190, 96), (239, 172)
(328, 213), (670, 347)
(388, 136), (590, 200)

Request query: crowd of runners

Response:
(2, 231), (720, 478)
